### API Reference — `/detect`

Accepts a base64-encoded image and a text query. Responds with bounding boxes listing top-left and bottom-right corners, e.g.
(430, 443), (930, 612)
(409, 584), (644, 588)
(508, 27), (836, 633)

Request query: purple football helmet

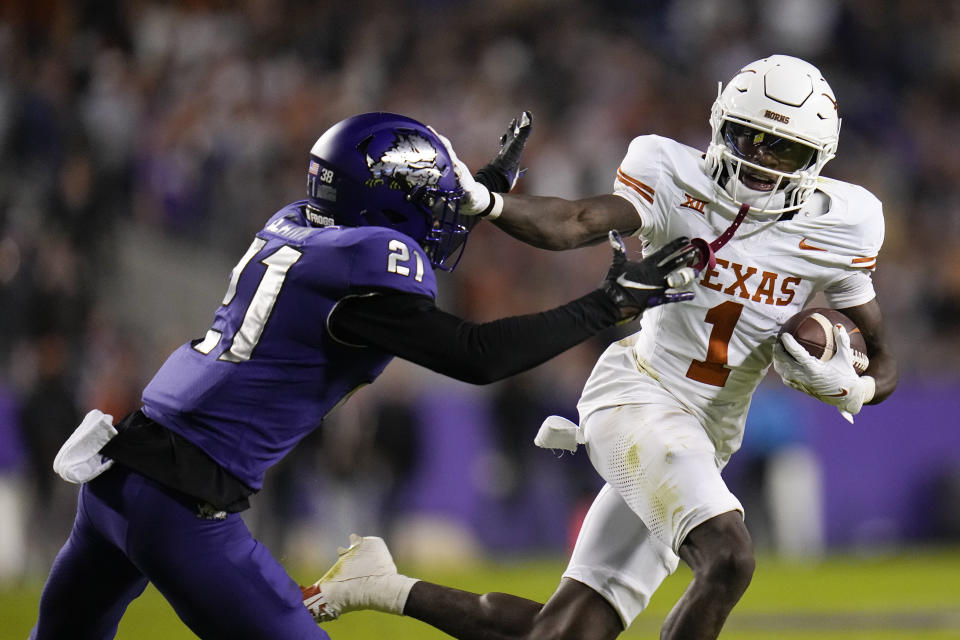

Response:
(306, 112), (469, 270)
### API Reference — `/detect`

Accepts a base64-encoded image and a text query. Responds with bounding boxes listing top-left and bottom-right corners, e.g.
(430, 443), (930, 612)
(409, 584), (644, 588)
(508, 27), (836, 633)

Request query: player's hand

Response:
(602, 231), (697, 321)
(428, 126), (499, 217)
(772, 324), (876, 423)
(474, 111), (533, 193)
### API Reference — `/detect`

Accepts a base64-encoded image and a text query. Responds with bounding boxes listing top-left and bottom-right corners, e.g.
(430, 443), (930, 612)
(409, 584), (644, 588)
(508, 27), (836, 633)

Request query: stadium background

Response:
(1, 0), (959, 637)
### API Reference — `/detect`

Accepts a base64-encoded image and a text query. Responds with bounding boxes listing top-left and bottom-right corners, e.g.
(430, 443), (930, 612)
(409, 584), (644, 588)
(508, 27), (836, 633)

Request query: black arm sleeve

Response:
(329, 289), (620, 384)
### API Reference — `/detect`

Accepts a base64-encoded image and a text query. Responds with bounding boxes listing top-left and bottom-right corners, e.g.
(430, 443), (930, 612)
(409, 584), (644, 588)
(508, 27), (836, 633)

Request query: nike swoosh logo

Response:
(616, 275), (658, 289)
(799, 238), (827, 251)
(827, 389), (849, 397)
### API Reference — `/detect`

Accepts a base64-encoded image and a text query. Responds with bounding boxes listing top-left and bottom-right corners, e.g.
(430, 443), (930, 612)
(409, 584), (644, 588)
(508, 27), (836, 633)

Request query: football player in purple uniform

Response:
(30, 112), (697, 640)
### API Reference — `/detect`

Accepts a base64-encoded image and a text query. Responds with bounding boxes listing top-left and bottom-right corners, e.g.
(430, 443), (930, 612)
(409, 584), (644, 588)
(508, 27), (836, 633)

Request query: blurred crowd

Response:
(1, 0), (959, 579)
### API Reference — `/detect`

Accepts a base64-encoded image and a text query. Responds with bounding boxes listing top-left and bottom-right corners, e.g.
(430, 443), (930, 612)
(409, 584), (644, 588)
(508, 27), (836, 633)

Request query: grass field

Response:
(5, 547), (960, 638)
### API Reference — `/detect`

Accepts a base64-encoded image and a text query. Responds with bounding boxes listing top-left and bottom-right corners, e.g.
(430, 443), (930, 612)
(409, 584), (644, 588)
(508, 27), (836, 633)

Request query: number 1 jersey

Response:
(577, 136), (884, 463)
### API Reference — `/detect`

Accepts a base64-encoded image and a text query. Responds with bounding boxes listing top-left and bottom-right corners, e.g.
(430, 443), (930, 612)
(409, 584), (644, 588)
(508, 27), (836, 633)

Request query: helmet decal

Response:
(364, 131), (445, 188)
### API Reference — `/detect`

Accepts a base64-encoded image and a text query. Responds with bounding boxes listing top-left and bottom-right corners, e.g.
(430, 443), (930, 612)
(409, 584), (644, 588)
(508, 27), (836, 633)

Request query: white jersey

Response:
(577, 135), (884, 463)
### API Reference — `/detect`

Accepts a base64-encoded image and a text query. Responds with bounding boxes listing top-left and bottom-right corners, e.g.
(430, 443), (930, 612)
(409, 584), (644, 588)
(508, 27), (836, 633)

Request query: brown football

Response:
(778, 307), (869, 374)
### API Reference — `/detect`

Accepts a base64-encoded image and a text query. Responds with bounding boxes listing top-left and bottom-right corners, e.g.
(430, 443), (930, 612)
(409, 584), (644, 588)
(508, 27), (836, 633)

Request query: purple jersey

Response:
(141, 201), (437, 490)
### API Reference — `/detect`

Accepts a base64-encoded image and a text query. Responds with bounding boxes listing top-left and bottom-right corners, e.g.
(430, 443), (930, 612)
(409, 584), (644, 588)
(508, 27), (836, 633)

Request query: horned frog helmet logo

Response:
(365, 131), (443, 188)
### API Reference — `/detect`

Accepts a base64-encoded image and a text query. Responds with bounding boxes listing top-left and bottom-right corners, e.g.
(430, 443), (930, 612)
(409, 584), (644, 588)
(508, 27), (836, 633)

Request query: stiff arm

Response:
(490, 193), (643, 251)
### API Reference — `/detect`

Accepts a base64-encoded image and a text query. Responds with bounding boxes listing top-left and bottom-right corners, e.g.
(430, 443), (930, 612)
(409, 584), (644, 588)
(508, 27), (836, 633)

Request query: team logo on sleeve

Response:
(365, 132), (444, 188)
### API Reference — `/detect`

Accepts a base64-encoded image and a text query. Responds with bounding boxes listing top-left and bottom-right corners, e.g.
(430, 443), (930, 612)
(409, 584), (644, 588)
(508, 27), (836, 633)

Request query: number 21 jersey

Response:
(141, 202), (437, 490)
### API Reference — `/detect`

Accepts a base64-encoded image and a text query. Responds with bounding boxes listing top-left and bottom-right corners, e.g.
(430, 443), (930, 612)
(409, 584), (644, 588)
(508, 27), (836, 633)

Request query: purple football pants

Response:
(30, 466), (330, 640)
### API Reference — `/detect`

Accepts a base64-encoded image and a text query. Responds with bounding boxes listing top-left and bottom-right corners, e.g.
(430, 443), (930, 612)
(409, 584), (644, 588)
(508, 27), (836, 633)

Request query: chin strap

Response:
(687, 203), (750, 271)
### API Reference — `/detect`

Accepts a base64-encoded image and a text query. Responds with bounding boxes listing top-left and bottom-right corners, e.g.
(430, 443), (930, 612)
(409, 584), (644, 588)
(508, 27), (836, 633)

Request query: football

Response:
(778, 307), (870, 374)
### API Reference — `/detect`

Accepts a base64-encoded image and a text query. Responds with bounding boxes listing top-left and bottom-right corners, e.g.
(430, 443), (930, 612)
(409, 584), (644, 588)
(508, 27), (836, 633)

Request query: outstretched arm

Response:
(329, 289), (620, 385)
(491, 192), (643, 251)
(445, 111), (644, 251)
(329, 235), (696, 384)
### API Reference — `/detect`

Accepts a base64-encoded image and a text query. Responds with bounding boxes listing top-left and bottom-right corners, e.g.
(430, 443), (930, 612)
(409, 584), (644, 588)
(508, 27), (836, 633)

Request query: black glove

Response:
(473, 111), (533, 193)
(602, 231), (697, 319)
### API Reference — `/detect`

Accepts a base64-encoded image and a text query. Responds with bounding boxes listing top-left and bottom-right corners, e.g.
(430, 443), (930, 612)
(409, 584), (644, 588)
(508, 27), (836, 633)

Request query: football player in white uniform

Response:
(304, 55), (898, 640)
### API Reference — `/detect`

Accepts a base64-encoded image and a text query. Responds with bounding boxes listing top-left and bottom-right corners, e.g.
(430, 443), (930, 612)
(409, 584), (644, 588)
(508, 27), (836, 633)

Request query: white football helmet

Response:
(705, 55), (840, 214)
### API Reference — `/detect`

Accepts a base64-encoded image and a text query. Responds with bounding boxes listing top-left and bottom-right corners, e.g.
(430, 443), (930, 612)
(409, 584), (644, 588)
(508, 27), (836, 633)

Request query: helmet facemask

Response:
(405, 183), (469, 271)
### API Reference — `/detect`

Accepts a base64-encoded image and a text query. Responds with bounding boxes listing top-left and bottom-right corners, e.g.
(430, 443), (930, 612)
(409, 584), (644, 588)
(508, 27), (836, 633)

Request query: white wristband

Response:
(484, 192), (504, 220)
(377, 575), (419, 615)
